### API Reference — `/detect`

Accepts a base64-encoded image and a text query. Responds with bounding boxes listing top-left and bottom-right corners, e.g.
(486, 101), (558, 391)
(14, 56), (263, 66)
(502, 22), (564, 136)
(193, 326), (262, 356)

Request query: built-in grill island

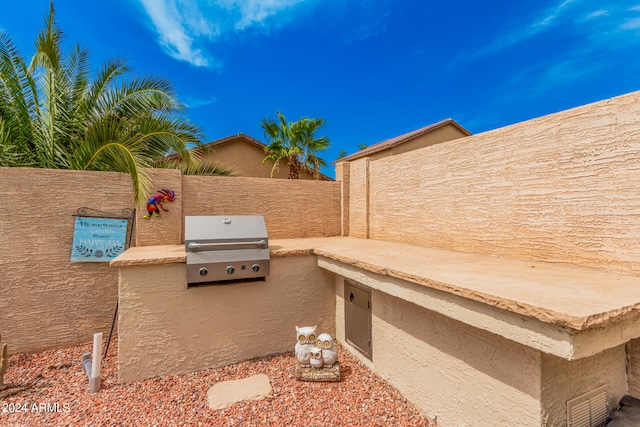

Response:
(185, 216), (270, 285)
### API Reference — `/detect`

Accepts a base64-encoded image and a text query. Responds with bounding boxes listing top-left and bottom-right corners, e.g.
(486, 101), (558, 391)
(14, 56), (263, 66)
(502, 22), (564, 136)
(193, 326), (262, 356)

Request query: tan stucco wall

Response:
(1, 167), (134, 354)
(366, 91), (640, 275)
(348, 158), (369, 239)
(375, 292), (544, 427)
(182, 176), (341, 239)
(134, 168), (183, 246)
(334, 274), (543, 426)
(627, 339), (640, 398)
(3, 167), (341, 354)
(540, 346), (627, 426)
(335, 162), (350, 236)
(117, 255), (335, 383)
(200, 138), (322, 180)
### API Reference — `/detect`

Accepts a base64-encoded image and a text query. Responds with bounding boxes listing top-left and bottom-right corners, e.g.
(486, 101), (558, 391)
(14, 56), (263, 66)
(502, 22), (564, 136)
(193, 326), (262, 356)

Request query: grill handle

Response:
(187, 240), (267, 250)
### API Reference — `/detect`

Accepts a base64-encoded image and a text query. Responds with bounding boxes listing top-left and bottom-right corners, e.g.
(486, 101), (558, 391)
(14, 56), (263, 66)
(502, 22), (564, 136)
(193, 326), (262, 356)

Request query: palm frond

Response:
(155, 157), (237, 176)
(0, 2), (205, 204)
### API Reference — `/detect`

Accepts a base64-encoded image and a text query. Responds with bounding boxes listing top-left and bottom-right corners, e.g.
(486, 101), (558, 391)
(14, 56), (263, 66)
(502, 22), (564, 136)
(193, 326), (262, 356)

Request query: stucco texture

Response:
(3, 167), (341, 354)
(367, 91), (640, 275)
(627, 339), (640, 398)
(2, 167), (134, 354)
(348, 158), (368, 239)
(134, 168), (183, 246)
(335, 162), (350, 236)
(540, 346), (627, 426)
(182, 176), (341, 239)
(117, 255), (336, 383)
(374, 290), (542, 426)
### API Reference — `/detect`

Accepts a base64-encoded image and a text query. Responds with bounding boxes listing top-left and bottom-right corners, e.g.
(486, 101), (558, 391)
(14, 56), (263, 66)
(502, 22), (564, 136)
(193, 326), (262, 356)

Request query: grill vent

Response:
(566, 385), (608, 427)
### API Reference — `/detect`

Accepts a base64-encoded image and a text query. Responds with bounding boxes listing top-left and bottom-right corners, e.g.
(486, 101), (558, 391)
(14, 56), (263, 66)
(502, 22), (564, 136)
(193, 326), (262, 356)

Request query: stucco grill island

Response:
(184, 215), (270, 285)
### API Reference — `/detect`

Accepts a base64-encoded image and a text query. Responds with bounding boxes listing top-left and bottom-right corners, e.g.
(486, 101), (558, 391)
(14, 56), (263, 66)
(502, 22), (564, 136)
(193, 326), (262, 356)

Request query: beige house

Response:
(169, 133), (333, 180)
(335, 118), (470, 164)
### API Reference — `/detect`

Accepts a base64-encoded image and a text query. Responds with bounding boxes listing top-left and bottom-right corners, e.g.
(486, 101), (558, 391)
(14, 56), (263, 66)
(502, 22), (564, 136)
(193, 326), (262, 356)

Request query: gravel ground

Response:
(1, 339), (435, 426)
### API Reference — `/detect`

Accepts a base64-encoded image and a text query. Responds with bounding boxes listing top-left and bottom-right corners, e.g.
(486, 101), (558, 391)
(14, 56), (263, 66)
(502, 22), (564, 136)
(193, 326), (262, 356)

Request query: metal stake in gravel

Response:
(81, 332), (102, 393)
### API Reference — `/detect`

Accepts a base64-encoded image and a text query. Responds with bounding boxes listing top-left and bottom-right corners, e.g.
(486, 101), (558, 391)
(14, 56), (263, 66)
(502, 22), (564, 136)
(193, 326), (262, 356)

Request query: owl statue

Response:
(295, 325), (317, 367)
(309, 347), (323, 369)
(316, 333), (338, 367)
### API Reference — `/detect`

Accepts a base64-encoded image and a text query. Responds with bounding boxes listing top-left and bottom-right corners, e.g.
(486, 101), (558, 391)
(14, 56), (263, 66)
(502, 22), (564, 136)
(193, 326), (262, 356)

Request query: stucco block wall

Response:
(348, 158), (369, 239)
(182, 176), (341, 239)
(335, 161), (350, 236)
(372, 290), (543, 427)
(2, 167), (134, 354)
(117, 255), (336, 383)
(541, 345), (627, 426)
(3, 167), (341, 354)
(134, 168), (183, 246)
(627, 339), (640, 398)
(367, 91), (640, 275)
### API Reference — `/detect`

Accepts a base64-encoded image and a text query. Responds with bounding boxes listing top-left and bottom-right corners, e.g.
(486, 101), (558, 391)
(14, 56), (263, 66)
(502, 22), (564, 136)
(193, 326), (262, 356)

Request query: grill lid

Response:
(185, 216), (268, 248)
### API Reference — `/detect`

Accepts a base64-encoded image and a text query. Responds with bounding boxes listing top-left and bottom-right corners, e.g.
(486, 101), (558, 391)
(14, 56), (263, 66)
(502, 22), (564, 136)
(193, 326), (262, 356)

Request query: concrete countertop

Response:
(111, 236), (640, 332)
(109, 238), (323, 267)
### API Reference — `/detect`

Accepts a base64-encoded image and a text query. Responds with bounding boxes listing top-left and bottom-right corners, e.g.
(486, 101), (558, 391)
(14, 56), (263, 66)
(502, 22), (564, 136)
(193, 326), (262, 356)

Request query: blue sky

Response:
(2, 0), (640, 177)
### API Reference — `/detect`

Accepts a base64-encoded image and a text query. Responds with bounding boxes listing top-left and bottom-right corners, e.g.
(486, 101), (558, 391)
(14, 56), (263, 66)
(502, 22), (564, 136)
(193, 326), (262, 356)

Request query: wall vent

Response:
(566, 384), (608, 427)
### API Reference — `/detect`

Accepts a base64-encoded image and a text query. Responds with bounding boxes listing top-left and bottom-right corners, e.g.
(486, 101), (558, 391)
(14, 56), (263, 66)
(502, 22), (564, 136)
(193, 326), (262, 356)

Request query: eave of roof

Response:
(334, 118), (471, 164)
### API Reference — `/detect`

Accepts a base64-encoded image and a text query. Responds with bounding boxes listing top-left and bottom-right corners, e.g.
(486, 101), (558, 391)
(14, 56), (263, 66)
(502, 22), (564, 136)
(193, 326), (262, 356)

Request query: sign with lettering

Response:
(70, 217), (128, 262)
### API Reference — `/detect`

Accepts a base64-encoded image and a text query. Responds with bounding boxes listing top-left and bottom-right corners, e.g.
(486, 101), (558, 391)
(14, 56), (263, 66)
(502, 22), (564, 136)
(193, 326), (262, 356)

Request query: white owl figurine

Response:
(309, 347), (323, 368)
(295, 325), (317, 367)
(316, 333), (338, 367)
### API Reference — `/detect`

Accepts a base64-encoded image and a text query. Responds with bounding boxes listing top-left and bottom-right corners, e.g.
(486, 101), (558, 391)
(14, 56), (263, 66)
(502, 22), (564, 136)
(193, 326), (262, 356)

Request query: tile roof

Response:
(335, 118), (471, 163)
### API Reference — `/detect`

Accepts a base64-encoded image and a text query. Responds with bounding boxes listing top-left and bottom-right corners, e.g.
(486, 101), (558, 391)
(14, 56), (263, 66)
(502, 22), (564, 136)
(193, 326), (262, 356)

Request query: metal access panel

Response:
(344, 279), (372, 360)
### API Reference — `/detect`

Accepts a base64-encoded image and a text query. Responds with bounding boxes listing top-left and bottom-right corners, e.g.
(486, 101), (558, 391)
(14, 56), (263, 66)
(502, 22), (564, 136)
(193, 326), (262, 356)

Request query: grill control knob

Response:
(226, 266), (235, 275)
(199, 268), (208, 276)
(252, 264), (260, 273)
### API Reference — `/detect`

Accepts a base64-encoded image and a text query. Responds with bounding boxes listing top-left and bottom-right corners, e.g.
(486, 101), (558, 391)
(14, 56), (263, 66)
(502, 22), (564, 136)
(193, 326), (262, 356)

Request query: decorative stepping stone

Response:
(295, 362), (341, 382)
(207, 374), (272, 410)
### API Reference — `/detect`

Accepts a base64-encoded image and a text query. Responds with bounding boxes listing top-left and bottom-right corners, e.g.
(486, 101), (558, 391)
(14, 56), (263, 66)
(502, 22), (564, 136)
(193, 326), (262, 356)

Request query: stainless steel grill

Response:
(185, 216), (270, 285)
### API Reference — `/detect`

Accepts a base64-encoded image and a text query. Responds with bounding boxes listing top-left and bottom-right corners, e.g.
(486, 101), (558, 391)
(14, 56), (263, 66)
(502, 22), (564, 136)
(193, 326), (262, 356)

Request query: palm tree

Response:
(0, 3), (205, 204)
(260, 110), (330, 179)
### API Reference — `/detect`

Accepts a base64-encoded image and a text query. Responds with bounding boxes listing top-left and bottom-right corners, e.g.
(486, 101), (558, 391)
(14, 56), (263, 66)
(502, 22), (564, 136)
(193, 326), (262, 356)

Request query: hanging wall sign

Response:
(70, 217), (129, 262)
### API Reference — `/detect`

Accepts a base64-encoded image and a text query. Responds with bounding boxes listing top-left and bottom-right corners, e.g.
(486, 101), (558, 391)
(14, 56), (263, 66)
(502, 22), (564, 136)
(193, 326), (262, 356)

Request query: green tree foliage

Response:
(0, 3), (211, 204)
(260, 110), (330, 179)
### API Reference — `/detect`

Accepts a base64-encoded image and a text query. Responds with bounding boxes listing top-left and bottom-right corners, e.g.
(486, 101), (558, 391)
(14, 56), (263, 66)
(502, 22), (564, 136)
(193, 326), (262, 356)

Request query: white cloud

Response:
(226, 0), (308, 30)
(585, 10), (608, 19)
(136, 0), (318, 68)
(620, 17), (640, 30)
(138, 0), (213, 67)
(183, 95), (218, 108)
(450, 0), (640, 69)
(480, 0), (580, 55)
